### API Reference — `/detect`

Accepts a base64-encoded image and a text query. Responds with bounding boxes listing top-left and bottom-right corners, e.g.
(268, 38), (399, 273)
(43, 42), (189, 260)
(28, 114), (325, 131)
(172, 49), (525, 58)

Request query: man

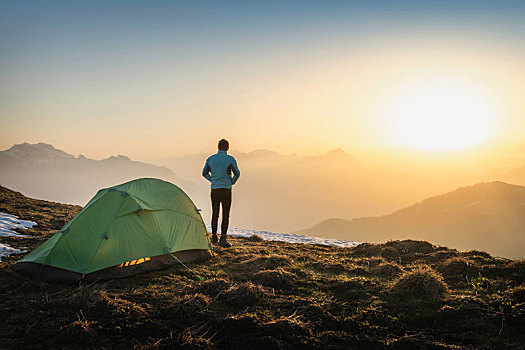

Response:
(202, 139), (240, 247)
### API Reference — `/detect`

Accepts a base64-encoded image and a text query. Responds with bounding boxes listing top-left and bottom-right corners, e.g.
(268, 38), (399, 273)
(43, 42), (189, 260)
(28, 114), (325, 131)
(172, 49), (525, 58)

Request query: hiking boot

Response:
(211, 234), (219, 244)
(219, 235), (232, 248)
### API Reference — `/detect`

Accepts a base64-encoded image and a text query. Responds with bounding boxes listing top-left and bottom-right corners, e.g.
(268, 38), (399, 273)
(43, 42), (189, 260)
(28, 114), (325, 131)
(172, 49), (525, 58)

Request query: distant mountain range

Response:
(295, 181), (525, 258)
(0, 143), (202, 206)
(158, 147), (360, 231)
(4, 142), (525, 256)
(1, 143), (363, 231)
(159, 147), (515, 232)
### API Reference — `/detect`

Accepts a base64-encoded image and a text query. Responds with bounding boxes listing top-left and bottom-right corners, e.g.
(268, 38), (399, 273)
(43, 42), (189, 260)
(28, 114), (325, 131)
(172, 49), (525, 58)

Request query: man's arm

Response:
(202, 161), (212, 182)
(230, 158), (240, 185)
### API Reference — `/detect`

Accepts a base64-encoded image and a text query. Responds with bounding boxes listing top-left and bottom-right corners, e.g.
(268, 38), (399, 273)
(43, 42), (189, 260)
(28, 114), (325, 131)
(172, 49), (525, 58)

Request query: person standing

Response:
(202, 139), (240, 247)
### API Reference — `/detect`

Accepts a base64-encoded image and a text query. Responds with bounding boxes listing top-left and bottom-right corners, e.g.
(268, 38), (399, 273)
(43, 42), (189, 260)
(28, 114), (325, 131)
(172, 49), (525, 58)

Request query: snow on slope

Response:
(0, 212), (36, 260)
(205, 223), (358, 248)
(0, 244), (27, 261)
(0, 212), (36, 237)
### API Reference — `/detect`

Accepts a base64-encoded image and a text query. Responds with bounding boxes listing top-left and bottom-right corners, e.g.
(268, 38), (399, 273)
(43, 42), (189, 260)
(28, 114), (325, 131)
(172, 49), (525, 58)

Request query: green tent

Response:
(13, 178), (212, 283)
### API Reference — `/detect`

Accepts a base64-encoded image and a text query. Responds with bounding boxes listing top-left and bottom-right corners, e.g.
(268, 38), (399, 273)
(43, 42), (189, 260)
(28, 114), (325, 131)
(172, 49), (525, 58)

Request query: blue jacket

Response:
(202, 150), (240, 189)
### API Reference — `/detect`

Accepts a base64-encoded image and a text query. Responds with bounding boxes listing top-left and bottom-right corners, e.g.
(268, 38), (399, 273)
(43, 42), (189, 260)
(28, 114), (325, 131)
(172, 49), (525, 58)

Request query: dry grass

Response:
(505, 259), (525, 280)
(252, 268), (297, 289)
(221, 282), (268, 306)
(370, 263), (403, 278)
(247, 234), (264, 242)
(438, 257), (480, 281)
(260, 314), (311, 336)
(389, 267), (448, 301)
(1, 185), (524, 349)
(195, 278), (232, 296)
(509, 285), (525, 304)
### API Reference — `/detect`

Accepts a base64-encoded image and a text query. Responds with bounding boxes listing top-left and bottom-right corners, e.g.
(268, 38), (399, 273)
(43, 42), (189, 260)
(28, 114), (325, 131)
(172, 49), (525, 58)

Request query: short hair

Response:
(218, 139), (229, 151)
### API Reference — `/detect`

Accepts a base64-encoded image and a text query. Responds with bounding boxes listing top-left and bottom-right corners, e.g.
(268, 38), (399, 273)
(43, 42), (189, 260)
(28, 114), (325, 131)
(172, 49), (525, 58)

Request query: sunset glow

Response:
(1, 2), (524, 159)
(3, 3), (525, 346)
(383, 78), (497, 151)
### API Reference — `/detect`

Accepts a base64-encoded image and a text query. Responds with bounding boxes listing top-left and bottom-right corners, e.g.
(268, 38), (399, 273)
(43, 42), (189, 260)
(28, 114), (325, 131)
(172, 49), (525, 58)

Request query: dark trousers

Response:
(211, 188), (232, 236)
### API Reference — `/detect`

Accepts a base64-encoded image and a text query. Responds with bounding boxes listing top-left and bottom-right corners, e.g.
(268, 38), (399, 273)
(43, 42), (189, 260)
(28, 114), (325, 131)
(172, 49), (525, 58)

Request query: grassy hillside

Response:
(1, 186), (525, 349)
(296, 182), (525, 258)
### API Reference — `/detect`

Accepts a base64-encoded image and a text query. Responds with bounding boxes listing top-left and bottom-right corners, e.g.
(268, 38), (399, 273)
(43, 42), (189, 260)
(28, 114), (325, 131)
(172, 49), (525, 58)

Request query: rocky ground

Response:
(1, 185), (524, 349)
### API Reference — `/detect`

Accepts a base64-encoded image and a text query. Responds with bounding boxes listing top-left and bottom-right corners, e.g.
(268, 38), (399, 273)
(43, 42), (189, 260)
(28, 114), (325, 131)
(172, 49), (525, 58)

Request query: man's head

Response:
(218, 139), (229, 151)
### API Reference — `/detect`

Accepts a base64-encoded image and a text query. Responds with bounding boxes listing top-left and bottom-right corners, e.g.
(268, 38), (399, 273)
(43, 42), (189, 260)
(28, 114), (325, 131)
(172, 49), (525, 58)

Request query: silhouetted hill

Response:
(296, 182), (525, 258)
(0, 142), (203, 205)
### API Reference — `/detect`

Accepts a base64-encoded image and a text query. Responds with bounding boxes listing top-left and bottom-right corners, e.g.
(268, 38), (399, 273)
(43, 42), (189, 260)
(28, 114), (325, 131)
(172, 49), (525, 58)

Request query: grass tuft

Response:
(244, 255), (292, 272)
(252, 268), (297, 289)
(505, 259), (525, 282)
(247, 234), (264, 242)
(370, 263), (403, 278)
(221, 282), (268, 306)
(195, 277), (232, 296)
(438, 257), (480, 280)
(389, 267), (448, 301)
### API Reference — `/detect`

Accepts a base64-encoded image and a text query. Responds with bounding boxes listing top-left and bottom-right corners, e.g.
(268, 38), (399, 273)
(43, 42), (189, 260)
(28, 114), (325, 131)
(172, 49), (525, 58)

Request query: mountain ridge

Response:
(3, 142), (139, 163)
(295, 181), (525, 258)
(0, 142), (203, 206)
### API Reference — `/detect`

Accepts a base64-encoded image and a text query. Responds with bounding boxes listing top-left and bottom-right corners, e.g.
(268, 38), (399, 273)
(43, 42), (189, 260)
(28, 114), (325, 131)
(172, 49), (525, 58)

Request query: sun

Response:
(383, 79), (495, 151)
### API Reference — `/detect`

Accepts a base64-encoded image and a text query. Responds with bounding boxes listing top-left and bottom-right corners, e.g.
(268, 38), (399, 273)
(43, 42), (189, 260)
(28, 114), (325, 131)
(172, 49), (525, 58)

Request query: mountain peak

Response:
(106, 155), (131, 161)
(326, 148), (346, 156)
(325, 148), (354, 161)
(3, 142), (74, 161)
(245, 149), (281, 157)
(8, 142), (55, 151)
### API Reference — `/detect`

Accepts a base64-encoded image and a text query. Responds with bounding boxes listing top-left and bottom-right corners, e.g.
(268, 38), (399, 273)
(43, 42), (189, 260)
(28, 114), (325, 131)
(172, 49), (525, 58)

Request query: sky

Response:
(1, 0), (524, 161)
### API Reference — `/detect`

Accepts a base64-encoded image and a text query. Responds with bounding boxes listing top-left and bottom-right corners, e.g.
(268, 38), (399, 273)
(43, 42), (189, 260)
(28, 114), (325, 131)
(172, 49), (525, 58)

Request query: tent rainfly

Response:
(13, 178), (212, 283)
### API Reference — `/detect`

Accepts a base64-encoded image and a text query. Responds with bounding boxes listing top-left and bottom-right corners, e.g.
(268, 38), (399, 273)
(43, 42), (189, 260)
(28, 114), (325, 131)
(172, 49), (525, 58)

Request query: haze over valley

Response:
(2, 142), (525, 258)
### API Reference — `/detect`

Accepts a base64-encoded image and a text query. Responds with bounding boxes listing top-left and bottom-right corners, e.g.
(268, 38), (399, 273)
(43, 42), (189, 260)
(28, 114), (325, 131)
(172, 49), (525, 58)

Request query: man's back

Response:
(202, 139), (240, 248)
(202, 150), (240, 189)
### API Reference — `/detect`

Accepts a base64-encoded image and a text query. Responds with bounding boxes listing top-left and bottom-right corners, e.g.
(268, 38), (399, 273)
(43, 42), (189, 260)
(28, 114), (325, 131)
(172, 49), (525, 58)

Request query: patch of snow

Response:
(0, 212), (36, 237)
(0, 212), (36, 260)
(0, 243), (26, 261)
(205, 223), (358, 248)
